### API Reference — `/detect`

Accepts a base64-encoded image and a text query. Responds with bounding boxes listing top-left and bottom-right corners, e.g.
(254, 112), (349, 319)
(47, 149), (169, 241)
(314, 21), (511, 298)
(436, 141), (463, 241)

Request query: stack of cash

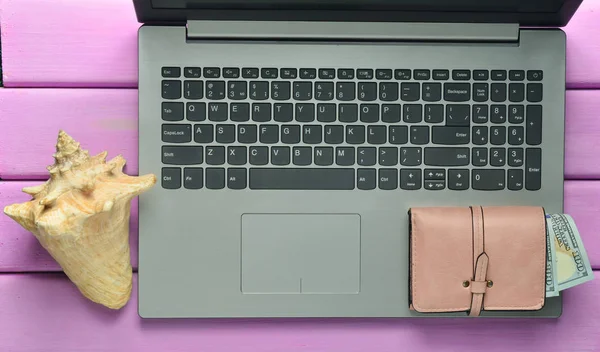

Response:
(546, 214), (594, 297)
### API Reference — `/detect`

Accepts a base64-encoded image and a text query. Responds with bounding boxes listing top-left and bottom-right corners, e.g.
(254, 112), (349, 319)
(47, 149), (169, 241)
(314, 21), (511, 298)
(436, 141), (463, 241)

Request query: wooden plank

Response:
(1, 89), (599, 179)
(0, 273), (598, 352)
(1, 0), (600, 88)
(2, 180), (600, 272)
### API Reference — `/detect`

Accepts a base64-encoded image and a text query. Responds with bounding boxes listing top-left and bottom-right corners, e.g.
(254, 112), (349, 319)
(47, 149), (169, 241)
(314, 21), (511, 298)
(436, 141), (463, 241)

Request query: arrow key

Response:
(424, 168), (445, 180)
(424, 180), (445, 190)
(400, 169), (422, 190)
(449, 169), (469, 190)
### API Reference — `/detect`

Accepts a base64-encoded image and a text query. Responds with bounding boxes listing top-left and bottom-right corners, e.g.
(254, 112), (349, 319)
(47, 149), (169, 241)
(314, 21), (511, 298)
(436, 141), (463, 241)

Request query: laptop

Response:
(134, 0), (582, 318)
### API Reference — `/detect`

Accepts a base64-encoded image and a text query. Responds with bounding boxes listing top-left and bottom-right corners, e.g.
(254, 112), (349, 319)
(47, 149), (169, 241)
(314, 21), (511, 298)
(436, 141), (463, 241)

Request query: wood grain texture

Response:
(1, 0), (600, 88)
(1, 89), (599, 179)
(2, 180), (600, 272)
(0, 273), (598, 352)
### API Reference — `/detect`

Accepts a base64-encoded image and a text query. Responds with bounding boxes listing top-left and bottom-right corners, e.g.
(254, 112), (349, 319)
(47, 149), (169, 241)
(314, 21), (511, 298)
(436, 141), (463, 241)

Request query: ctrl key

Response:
(162, 168), (181, 189)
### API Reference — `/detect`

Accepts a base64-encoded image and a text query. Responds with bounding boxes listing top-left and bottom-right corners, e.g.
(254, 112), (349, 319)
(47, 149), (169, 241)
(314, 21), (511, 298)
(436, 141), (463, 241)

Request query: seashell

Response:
(3, 130), (157, 309)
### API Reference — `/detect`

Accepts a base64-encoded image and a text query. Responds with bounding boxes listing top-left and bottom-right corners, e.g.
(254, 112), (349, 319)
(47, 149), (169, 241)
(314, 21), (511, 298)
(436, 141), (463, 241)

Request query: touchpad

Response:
(241, 214), (361, 294)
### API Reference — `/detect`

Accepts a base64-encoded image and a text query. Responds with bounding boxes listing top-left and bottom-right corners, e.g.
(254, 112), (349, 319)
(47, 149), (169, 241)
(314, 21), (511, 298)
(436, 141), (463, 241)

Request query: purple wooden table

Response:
(1, 0), (600, 351)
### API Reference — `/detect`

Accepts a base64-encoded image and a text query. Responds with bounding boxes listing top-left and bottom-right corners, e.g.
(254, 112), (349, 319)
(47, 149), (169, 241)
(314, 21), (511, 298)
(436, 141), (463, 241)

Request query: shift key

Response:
(526, 148), (542, 190)
(424, 147), (469, 166)
(162, 146), (203, 165)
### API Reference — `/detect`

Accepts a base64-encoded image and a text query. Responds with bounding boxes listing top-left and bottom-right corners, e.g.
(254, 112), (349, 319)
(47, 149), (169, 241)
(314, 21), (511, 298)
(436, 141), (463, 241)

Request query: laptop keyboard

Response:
(159, 67), (543, 191)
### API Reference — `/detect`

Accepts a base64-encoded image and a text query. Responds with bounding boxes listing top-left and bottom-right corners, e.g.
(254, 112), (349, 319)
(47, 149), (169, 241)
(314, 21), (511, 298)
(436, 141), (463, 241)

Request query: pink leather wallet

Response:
(409, 206), (547, 316)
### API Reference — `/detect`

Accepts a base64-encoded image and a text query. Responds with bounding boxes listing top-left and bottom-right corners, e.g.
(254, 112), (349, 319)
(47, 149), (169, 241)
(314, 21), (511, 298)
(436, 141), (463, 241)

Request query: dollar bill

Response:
(545, 215), (559, 297)
(547, 214), (594, 292)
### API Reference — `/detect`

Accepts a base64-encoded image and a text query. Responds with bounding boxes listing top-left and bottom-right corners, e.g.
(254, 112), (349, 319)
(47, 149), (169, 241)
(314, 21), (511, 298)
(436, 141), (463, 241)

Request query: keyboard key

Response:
(203, 68), (220, 78)
(187, 102), (206, 121)
(325, 125), (344, 144)
(303, 125), (322, 144)
(389, 126), (409, 145)
(216, 125), (235, 143)
(337, 82), (356, 101)
(509, 105), (525, 124)
(490, 148), (506, 166)
(448, 169), (469, 190)
(491, 105), (506, 123)
(319, 69), (336, 79)
(424, 168), (445, 180)
(163, 67), (181, 78)
(380, 83), (399, 101)
(403, 104), (423, 123)
(223, 68), (240, 78)
(424, 147), (469, 166)
(300, 69), (317, 79)
(346, 125), (365, 144)
(208, 103), (227, 121)
(281, 125), (300, 144)
(243, 68), (259, 78)
(422, 83), (442, 102)
(250, 81), (269, 100)
(446, 105), (470, 126)
(358, 147), (377, 166)
(424, 180), (445, 190)
(227, 168), (247, 189)
(274, 103), (293, 122)
(508, 126), (524, 145)
(414, 70), (430, 80)
(526, 105), (543, 145)
(509, 70), (525, 81)
(162, 168), (181, 189)
(281, 68), (298, 79)
(317, 103), (336, 122)
(205, 81), (225, 100)
(338, 69), (355, 79)
(410, 126), (429, 145)
(359, 83), (377, 101)
(260, 125), (279, 144)
(379, 147), (398, 166)
(272, 147), (291, 166)
(472, 126), (488, 145)
(230, 103), (249, 122)
(509, 83), (525, 102)
(194, 124), (213, 143)
(250, 146), (269, 165)
(367, 126), (386, 145)
(315, 82), (334, 101)
(527, 70), (543, 81)
(293, 147), (312, 166)
(395, 69), (411, 80)
(401, 83), (420, 101)
(336, 147), (355, 166)
(339, 104), (358, 122)
(314, 147), (334, 166)
(432, 126), (469, 145)
(382, 104), (401, 123)
(444, 83), (470, 102)
(206, 168), (225, 189)
(183, 67), (201, 78)
(472, 169), (505, 190)
(228, 146), (247, 165)
(473, 70), (489, 81)
(357, 169), (376, 190)
(162, 102), (184, 121)
(184, 168), (203, 189)
(491, 83), (507, 102)
(473, 83), (489, 102)
(162, 80), (181, 99)
(527, 84), (543, 103)
(492, 70), (507, 81)
(425, 105), (444, 123)
(238, 125), (257, 144)
(249, 168), (354, 190)
(508, 169), (524, 190)
(526, 148), (542, 190)
(361, 104), (379, 123)
(433, 70), (449, 80)
(452, 70), (471, 80)
(376, 69), (393, 80)
(227, 81), (247, 100)
(472, 105), (488, 123)
(472, 148), (488, 166)
(296, 103), (315, 122)
(206, 146), (225, 165)
(162, 124), (191, 143)
(400, 169), (422, 190)
(252, 103), (271, 122)
(261, 68), (278, 79)
(162, 146), (203, 165)
(357, 69), (374, 79)
(490, 126), (506, 145)
(379, 169), (398, 190)
(508, 148), (524, 166)
(400, 147), (422, 166)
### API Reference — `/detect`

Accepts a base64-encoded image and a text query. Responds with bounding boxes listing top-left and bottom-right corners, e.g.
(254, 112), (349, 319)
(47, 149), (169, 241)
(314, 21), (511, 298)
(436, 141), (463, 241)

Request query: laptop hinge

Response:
(186, 21), (519, 43)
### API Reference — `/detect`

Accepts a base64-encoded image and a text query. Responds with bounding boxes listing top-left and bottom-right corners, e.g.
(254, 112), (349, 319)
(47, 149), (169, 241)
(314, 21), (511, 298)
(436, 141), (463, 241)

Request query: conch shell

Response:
(3, 130), (156, 309)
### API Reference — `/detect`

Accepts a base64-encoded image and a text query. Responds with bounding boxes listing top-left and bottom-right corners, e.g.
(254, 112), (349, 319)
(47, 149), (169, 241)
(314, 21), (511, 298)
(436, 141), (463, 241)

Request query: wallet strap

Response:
(469, 206), (489, 317)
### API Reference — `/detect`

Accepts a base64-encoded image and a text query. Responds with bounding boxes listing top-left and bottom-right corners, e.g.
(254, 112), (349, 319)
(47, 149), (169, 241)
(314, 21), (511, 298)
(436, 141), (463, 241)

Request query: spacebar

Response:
(250, 168), (355, 190)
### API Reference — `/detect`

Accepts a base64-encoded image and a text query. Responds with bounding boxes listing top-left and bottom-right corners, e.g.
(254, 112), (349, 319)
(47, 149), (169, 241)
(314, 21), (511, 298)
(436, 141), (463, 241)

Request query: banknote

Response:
(547, 214), (594, 292)
(545, 217), (559, 297)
